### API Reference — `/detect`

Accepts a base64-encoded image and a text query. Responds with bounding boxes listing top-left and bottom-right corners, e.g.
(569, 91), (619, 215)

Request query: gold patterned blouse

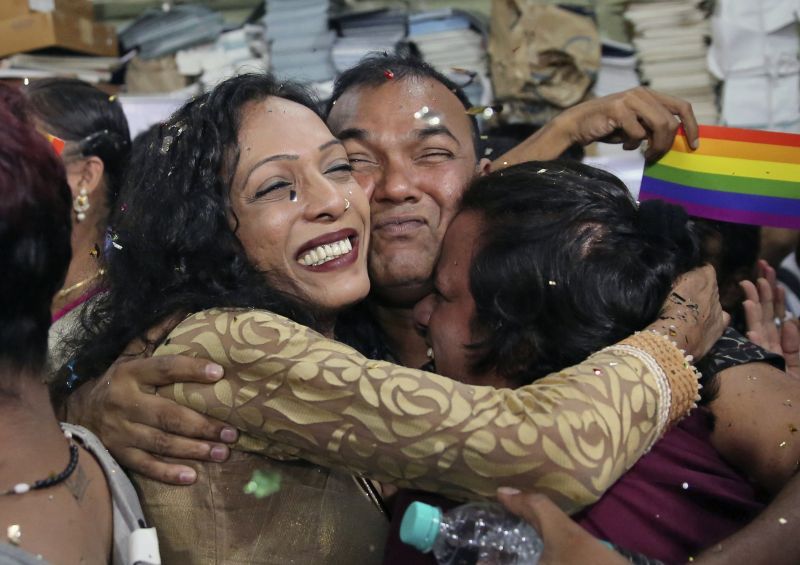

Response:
(156, 308), (697, 513)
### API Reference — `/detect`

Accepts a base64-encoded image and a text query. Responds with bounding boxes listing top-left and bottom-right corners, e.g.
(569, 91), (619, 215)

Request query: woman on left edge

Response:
(0, 84), (155, 565)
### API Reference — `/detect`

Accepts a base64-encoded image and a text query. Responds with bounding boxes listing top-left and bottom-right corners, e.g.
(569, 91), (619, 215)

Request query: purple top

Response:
(384, 408), (763, 565)
(574, 407), (764, 564)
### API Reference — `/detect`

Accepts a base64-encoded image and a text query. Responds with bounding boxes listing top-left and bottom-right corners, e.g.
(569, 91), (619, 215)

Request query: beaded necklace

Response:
(1, 429), (79, 495)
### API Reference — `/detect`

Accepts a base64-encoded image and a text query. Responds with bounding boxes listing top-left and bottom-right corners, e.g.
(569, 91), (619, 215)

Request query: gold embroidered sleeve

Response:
(155, 309), (693, 512)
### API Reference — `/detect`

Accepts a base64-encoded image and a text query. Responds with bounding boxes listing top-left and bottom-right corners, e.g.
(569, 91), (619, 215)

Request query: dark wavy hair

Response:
(25, 78), (131, 209)
(461, 160), (702, 386)
(59, 74), (322, 398)
(0, 84), (72, 378)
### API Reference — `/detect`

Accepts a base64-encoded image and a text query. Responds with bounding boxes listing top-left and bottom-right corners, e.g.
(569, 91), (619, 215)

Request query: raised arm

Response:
(491, 87), (699, 168)
(156, 308), (699, 512)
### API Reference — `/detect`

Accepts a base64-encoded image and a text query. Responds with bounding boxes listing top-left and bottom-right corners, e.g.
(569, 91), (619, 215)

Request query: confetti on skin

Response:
(384, 70), (394, 80)
(413, 106), (430, 120)
(90, 244), (100, 258)
(7, 524), (20, 545)
(779, 518), (788, 525)
(428, 116), (441, 126)
(780, 441), (788, 448)
(747, 375), (758, 381)
(593, 368), (602, 376)
(160, 135), (174, 154)
(244, 470), (281, 498)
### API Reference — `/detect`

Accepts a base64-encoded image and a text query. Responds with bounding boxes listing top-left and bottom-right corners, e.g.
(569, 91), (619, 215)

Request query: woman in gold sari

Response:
(62, 73), (723, 564)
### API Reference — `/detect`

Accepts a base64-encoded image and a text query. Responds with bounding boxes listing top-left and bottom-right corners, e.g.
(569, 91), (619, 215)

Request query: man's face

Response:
(413, 210), (507, 387)
(327, 77), (488, 305)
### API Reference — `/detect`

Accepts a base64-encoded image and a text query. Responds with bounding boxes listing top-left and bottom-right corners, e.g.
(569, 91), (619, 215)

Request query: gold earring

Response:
(344, 198), (351, 211)
(73, 185), (90, 222)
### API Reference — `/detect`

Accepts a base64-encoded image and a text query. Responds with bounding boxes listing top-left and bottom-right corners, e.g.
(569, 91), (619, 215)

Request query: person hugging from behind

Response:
(403, 160), (797, 564)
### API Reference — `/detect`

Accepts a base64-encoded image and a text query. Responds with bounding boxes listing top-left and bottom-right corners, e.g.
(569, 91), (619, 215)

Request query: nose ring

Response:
(344, 198), (351, 211)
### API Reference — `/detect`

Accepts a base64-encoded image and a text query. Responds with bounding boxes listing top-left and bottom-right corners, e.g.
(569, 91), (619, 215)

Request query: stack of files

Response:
(265, 0), (334, 83)
(594, 40), (640, 97)
(625, 0), (718, 124)
(119, 5), (225, 59)
(407, 9), (488, 105)
(331, 9), (406, 73)
(176, 25), (267, 91)
(0, 53), (125, 83)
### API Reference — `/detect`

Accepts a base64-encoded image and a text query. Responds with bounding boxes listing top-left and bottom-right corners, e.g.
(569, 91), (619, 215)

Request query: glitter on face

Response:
(383, 69), (394, 80)
(7, 524), (21, 545)
(779, 518), (788, 525)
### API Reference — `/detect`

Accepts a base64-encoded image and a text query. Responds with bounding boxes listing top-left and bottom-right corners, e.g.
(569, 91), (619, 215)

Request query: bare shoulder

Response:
(0, 445), (112, 563)
(709, 362), (800, 495)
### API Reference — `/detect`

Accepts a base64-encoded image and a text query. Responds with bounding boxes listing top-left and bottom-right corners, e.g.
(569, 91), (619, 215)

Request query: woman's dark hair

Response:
(25, 78), (131, 208)
(0, 84), (72, 377)
(461, 160), (702, 386)
(59, 74), (322, 398)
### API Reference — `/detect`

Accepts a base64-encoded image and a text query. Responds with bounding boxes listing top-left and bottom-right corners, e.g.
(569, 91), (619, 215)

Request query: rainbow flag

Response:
(639, 125), (800, 229)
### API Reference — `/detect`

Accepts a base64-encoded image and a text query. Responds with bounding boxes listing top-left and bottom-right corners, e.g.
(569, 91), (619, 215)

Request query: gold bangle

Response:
(618, 331), (701, 427)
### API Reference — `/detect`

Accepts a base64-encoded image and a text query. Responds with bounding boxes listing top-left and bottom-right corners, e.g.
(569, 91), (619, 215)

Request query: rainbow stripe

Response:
(639, 125), (800, 229)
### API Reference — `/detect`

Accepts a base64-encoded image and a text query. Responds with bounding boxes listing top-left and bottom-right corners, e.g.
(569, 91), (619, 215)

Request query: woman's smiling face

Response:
(229, 97), (370, 313)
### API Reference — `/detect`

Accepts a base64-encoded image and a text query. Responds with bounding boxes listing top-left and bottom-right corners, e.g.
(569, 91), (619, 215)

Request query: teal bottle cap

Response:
(400, 501), (442, 553)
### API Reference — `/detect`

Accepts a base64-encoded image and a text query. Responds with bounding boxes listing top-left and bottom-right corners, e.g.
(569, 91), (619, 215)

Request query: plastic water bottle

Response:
(400, 501), (544, 565)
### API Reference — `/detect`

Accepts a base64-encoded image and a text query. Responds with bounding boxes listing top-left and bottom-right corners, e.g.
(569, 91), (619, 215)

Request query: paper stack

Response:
(330, 9), (406, 74)
(625, 0), (717, 124)
(175, 25), (267, 91)
(0, 53), (125, 83)
(407, 9), (489, 105)
(265, 0), (335, 83)
(594, 40), (640, 97)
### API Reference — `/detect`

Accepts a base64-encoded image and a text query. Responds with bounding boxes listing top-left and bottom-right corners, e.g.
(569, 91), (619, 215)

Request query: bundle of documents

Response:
(265, 0), (335, 83)
(119, 5), (224, 59)
(625, 0), (718, 124)
(594, 40), (640, 97)
(0, 53), (125, 83)
(175, 25), (267, 91)
(331, 9), (406, 73)
(407, 9), (489, 105)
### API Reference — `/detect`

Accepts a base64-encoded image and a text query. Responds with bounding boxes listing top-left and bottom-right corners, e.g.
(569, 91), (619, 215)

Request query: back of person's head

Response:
(461, 160), (702, 385)
(327, 53), (480, 155)
(24, 78), (131, 207)
(0, 84), (72, 377)
(64, 73), (319, 391)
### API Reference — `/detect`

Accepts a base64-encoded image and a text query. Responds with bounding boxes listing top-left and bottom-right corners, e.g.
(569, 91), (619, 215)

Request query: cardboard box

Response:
(0, 11), (118, 57)
(29, 0), (94, 20)
(0, 0), (29, 21)
(0, 0), (94, 22)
